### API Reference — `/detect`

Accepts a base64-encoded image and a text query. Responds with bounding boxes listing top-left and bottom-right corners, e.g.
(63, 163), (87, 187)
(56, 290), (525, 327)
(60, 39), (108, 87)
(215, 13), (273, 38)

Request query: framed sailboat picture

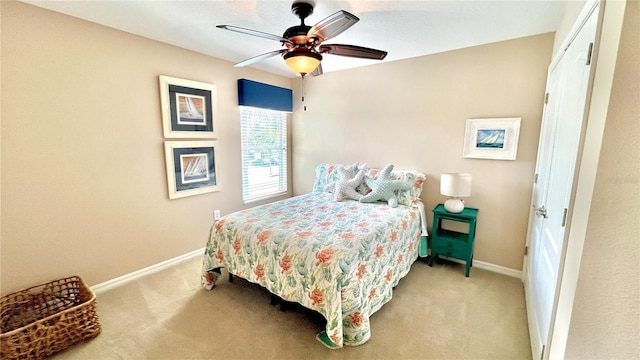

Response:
(164, 141), (220, 199)
(159, 75), (217, 138)
(463, 118), (521, 160)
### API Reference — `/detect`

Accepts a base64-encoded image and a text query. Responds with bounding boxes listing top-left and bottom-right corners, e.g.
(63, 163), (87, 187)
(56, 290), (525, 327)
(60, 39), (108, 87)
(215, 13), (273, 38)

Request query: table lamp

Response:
(440, 173), (472, 213)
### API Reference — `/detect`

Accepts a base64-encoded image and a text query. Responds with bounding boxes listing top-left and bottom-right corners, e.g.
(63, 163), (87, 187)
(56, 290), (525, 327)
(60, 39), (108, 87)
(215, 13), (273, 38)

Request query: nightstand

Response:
(428, 204), (479, 277)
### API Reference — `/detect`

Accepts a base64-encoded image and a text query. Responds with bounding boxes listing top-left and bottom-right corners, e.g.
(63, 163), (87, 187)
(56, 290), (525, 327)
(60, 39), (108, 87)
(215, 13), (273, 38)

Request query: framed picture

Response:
(463, 117), (521, 160)
(164, 141), (220, 199)
(159, 75), (217, 138)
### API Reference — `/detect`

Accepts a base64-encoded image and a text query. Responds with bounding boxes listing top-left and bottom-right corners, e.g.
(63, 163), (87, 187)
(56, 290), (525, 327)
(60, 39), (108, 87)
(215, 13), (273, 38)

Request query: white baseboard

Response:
(437, 256), (522, 278)
(473, 259), (522, 278)
(91, 248), (204, 295)
(91, 248), (522, 295)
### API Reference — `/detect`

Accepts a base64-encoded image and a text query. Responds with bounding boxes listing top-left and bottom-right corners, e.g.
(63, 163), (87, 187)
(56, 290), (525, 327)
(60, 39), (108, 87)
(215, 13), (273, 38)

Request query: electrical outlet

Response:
(214, 210), (221, 221)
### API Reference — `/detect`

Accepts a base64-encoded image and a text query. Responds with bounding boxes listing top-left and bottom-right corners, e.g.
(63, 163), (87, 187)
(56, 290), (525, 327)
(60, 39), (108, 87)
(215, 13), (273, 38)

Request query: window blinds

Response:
(240, 106), (288, 202)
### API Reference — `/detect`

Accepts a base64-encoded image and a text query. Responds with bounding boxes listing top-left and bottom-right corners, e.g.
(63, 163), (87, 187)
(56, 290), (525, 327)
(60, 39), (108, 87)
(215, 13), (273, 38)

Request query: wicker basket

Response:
(0, 276), (101, 359)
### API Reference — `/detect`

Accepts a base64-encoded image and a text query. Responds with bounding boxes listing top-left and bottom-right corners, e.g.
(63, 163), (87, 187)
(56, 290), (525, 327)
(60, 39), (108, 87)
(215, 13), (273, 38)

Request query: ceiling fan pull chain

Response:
(301, 75), (307, 111)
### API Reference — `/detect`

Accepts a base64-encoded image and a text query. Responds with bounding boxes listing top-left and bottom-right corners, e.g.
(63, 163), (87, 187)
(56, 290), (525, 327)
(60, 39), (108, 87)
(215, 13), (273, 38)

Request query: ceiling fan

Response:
(217, 1), (388, 77)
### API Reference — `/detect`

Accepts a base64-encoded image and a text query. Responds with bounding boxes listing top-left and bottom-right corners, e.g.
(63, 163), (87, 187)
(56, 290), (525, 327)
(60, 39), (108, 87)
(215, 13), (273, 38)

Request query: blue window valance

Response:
(237, 79), (293, 112)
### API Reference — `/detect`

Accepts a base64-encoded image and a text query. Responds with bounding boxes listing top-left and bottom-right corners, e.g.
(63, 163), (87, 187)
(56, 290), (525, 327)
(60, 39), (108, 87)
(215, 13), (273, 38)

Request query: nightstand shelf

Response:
(433, 229), (470, 242)
(428, 204), (479, 277)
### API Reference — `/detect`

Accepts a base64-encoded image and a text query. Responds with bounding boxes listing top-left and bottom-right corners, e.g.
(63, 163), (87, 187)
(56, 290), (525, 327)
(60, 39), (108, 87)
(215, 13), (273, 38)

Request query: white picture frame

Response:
(164, 141), (220, 199)
(159, 75), (217, 138)
(463, 118), (521, 160)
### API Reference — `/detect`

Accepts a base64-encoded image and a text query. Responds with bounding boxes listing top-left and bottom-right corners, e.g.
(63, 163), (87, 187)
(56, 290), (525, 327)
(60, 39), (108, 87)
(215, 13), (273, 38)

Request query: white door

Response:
(524, 4), (599, 360)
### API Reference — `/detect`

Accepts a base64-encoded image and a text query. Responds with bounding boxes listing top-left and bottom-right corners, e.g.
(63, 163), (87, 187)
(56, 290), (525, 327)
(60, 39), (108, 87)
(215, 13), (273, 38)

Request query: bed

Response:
(201, 163), (428, 348)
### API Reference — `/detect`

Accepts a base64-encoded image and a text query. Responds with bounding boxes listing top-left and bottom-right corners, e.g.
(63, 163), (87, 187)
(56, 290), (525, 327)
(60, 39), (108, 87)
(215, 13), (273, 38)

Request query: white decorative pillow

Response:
(359, 164), (413, 207)
(313, 162), (362, 193)
(325, 166), (366, 201)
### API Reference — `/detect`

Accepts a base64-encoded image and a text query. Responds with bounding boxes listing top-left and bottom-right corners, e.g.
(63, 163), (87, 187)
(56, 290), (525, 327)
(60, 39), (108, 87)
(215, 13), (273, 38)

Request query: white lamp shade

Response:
(440, 173), (472, 197)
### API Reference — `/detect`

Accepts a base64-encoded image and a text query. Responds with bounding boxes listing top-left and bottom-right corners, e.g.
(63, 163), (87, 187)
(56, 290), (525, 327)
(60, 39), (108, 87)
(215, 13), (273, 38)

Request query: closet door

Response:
(523, 3), (599, 359)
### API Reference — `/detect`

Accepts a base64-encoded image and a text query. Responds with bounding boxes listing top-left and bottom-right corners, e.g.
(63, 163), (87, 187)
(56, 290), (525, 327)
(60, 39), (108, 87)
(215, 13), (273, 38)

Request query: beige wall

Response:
(1, 1), (556, 294)
(292, 33), (555, 271)
(0, 1), (292, 294)
(565, 0), (640, 357)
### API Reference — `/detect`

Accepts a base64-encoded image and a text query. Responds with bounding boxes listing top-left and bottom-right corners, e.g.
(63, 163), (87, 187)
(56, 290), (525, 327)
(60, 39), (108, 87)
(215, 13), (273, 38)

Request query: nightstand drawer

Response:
(432, 245), (468, 259)
(431, 238), (468, 253)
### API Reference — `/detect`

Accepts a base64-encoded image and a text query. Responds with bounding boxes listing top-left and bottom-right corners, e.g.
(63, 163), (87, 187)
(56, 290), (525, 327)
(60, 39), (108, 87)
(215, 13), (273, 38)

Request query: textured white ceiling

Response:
(23, 0), (568, 78)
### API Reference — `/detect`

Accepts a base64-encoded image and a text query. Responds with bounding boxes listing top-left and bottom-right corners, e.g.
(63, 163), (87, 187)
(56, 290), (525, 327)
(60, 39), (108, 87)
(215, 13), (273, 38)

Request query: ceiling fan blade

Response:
(234, 49), (286, 67)
(318, 44), (388, 60)
(307, 10), (359, 43)
(217, 25), (293, 45)
(311, 64), (323, 77)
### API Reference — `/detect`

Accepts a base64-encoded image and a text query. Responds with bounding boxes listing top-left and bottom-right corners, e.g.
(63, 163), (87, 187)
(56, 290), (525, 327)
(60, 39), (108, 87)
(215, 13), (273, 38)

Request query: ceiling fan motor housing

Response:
(286, 1), (315, 45)
(283, 25), (311, 43)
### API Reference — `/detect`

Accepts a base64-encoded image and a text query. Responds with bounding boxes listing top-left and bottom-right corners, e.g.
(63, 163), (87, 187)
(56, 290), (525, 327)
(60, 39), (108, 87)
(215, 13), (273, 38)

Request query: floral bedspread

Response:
(201, 192), (422, 348)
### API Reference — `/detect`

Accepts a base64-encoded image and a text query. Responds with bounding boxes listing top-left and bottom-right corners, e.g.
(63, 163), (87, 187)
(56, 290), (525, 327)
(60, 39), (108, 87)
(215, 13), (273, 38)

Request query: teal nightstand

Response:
(429, 204), (479, 277)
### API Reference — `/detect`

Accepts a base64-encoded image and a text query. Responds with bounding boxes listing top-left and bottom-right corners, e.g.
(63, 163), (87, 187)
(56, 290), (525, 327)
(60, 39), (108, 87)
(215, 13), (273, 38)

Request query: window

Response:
(240, 106), (288, 202)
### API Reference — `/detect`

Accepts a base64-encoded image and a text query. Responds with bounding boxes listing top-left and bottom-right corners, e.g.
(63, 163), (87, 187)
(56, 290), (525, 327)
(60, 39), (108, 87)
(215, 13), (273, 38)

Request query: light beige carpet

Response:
(52, 256), (532, 360)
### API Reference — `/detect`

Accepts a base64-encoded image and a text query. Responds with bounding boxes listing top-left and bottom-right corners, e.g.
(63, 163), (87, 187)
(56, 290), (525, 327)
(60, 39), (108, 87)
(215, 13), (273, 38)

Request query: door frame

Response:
(547, 1), (627, 358)
(522, 0), (628, 358)
(522, 0), (600, 358)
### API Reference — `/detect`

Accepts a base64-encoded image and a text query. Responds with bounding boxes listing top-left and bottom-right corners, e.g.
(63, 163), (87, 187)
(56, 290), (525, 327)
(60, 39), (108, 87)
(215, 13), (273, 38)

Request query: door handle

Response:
(533, 205), (548, 219)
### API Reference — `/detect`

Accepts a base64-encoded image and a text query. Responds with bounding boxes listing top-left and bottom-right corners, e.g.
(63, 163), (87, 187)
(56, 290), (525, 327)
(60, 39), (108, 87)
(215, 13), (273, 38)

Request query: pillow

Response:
(313, 163), (426, 207)
(391, 171), (426, 207)
(359, 164), (413, 207)
(358, 166), (426, 207)
(313, 162), (362, 193)
(313, 164), (338, 193)
(324, 166), (366, 201)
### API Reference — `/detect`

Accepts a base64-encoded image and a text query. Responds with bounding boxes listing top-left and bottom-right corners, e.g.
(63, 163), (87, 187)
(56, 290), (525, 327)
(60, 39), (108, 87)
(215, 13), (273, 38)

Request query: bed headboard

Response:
(312, 163), (426, 207)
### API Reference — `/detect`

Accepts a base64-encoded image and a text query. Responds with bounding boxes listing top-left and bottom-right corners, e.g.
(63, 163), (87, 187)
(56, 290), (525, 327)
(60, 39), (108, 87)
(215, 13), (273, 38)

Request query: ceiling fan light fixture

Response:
(284, 50), (322, 76)
(219, 1), (387, 77)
